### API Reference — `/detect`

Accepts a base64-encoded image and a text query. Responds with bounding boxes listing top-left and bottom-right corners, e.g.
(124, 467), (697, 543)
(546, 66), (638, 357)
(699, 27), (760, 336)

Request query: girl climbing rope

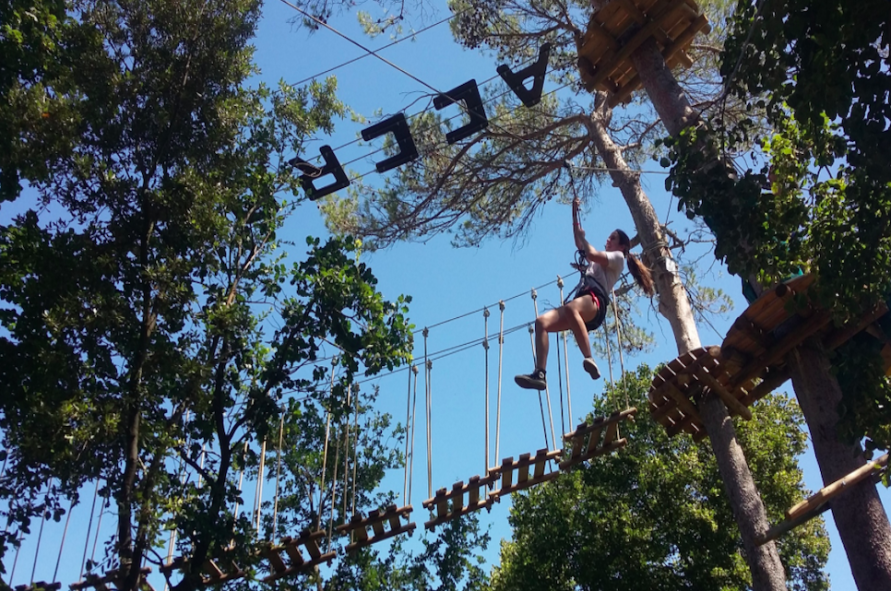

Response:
(515, 196), (654, 391)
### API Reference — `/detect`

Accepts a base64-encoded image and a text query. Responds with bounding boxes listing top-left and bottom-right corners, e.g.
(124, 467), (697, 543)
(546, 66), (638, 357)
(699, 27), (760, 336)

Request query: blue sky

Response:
(5, 1), (887, 589)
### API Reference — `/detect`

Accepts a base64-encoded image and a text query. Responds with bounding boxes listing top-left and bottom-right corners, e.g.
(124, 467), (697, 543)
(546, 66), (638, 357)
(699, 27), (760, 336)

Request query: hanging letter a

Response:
(290, 145), (350, 201)
(433, 79), (488, 144)
(361, 113), (419, 173)
(496, 43), (551, 108)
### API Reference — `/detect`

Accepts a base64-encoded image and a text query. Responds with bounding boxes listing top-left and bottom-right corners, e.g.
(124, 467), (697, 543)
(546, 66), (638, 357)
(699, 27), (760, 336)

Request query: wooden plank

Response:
(517, 453), (532, 484)
(202, 561), (224, 581)
(283, 543), (305, 566)
(500, 457), (514, 490)
(560, 438), (628, 470)
(602, 421), (620, 446)
(345, 521), (416, 554)
(303, 535), (322, 561)
(533, 452), (547, 479)
(452, 481), (465, 512)
(787, 454), (889, 520)
(661, 381), (701, 422)
(695, 366), (752, 420)
(730, 311), (832, 388)
(265, 549), (288, 573)
(468, 475), (481, 506)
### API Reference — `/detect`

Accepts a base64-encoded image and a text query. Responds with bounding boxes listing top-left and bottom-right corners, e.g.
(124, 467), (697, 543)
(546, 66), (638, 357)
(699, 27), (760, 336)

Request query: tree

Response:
(317, 0), (791, 586)
(0, 1), (432, 589)
(659, 1), (891, 587)
(489, 365), (829, 591)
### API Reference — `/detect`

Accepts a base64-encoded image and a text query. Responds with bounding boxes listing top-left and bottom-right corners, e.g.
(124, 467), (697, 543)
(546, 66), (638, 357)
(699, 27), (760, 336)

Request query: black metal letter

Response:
(496, 43), (551, 107)
(290, 145), (350, 200)
(433, 79), (489, 144)
(360, 113), (419, 173)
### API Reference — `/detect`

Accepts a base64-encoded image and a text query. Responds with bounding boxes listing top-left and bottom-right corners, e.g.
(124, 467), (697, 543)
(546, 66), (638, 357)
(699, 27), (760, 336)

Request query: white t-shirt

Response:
(582, 251), (625, 294)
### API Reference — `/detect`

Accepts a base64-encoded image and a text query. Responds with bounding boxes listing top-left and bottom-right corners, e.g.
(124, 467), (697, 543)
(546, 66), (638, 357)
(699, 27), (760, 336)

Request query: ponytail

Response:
(626, 251), (655, 296)
(615, 229), (655, 296)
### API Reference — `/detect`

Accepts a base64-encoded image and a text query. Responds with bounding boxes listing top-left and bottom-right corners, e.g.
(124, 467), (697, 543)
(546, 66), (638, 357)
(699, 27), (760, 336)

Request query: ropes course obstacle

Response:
(648, 274), (891, 440)
(757, 454), (889, 546)
(577, 0), (711, 106)
(261, 530), (336, 582)
(335, 504), (416, 554)
(70, 567), (154, 591)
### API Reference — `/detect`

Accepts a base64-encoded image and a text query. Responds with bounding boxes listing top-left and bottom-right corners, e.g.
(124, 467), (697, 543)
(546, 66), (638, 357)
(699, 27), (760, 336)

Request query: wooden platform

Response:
(576, 0), (711, 106)
(757, 454), (889, 545)
(159, 553), (245, 586)
(648, 346), (759, 440)
(261, 529), (336, 582)
(335, 504), (416, 554)
(488, 448), (563, 503)
(70, 568), (153, 591)
(722, 274), (890, 392)
(422, 473), (498, 530)
(560, 407), (637, 470)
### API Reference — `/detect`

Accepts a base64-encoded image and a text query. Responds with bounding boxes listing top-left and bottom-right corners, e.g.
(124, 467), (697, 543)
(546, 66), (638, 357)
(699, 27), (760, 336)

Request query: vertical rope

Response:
(611, 290), (631, 409)
(327, 382), (350, 550)
(350, 388), (360, 514)
(495, 301), (505, 467)
(531, 289), (557, 449)
(254, 438), (267, 531)
(342, 384), (356, 519)
(272, 413), (285, 537)
(31, 478), (51, 583)
(317, 357), (336, 531)
(53, 499), (73, 581)
(558, 276), (573, 428)
(528, 324), (550, 450)
(233, 441), (249, 521)
(80, 479), (100, 580)
(403, 362), (413, 506)
(483, 308), (490, 475)
(90, 501), (104, 564)
(408, 365), (419, 505)
(423, 328), (432, 499)
(426, 358), (433, 499)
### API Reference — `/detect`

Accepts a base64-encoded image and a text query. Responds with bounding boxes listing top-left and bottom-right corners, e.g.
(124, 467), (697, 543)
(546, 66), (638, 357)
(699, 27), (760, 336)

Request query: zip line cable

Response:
(289, 9), (471, 90)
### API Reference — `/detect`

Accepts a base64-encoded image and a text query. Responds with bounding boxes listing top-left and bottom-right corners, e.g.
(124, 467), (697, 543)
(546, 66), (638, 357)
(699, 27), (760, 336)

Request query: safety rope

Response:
(80, 479), (99, 580)
(90, 500), (105, 565)
(233, 441), (248, 521)
(327, 383), (349, 551)
(272, 414), (285, 536)
(408, 365), (419, 505)
(555, 318), (566, 437)
(483, 308), (490, 475)
(558, 276), (573, 428)
(531, 289), (557, 449)
(495, 301), (505, 468)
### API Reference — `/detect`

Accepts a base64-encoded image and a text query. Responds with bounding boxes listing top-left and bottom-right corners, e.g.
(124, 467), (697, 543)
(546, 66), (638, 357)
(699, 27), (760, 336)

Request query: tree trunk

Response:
(787, 339), (891, 590)
(586, 101), (787, 591)
(609, 4), (891, 586)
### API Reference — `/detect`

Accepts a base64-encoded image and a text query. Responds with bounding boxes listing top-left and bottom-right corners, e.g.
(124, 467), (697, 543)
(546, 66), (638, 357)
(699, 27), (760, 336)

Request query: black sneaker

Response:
(583, 358), (601, 380)
(515, 369), (547, 390)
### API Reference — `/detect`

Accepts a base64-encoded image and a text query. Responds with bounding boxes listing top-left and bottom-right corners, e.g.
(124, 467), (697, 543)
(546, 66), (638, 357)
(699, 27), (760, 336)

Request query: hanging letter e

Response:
(361, 113), (419, 173)
(497, 43), (551, 108)
(290, 145), (350, 201)
(433, 79), (488, 144)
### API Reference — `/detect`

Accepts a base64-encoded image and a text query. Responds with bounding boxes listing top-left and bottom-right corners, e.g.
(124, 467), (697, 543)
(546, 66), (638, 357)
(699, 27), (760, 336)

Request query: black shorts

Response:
(573, 284), (608, 332)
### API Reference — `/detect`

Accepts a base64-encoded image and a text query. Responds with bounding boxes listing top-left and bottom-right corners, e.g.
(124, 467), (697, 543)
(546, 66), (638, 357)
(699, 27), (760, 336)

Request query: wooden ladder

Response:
(422, 473), (498, 530)
(261, 529), (336, 582)
(335, 504), (416, 553)
(560, 408), (637, 471)
(488, 448), (563, 503)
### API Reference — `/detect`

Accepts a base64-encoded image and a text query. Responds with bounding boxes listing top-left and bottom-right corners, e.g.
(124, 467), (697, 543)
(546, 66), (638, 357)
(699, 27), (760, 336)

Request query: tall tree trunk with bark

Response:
(586, 98), (787, 591)
(787, 338), (891, 590)
(615, 6), (891, 587)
